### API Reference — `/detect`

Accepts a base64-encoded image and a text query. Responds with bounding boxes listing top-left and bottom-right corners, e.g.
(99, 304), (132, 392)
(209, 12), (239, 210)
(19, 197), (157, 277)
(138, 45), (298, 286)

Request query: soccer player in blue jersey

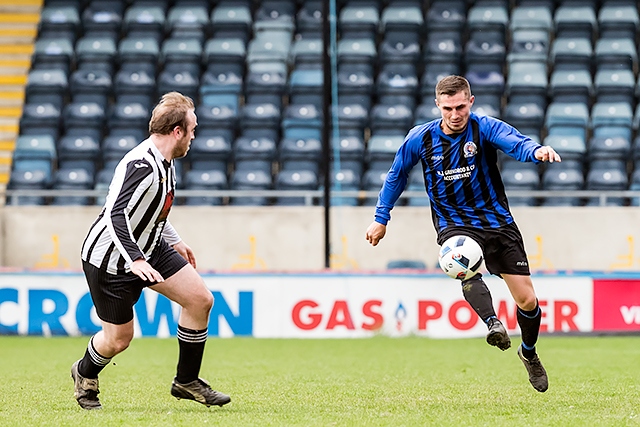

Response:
(365, 75), (561, 392)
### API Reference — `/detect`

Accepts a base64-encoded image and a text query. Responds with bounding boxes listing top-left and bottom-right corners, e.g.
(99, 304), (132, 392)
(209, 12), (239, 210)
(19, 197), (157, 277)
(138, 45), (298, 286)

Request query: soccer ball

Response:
(438, 235), (484, 281)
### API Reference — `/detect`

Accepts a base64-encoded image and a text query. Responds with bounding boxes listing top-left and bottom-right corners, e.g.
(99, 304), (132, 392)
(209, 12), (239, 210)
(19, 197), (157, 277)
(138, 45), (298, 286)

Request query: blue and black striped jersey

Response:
(374, 112), (542, 233)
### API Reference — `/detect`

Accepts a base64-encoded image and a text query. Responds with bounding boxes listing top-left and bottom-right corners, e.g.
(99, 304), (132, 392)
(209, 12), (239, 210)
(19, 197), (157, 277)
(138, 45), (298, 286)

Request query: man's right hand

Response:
(365, 221), (387, 247)
(131, 259), (164, 282)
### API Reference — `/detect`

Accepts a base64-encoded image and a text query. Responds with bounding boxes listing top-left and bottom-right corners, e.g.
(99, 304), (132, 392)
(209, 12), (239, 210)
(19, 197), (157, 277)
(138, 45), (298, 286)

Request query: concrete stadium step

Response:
(0, 1), (42, 190)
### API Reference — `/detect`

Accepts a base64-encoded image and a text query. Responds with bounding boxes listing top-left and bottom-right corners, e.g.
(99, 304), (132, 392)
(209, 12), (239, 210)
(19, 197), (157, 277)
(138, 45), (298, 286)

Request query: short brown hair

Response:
(148, 92), (195, 135)
(435, 75), (472, 100)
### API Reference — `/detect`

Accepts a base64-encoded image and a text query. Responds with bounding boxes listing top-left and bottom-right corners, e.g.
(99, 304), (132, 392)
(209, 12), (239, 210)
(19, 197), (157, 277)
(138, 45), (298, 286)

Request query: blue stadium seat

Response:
(245, 69), (286, 109)
(585, 159), (628, 206)
(254, 0), (296, 33)
(57, 134), (100, 175)
(507, 61), (548, 104)
(247, 30), (292, 67)
(157, 67), (199, 102)
(75, 34), (117, 74)
(288, 68), (323, 109)
(554, 5), (597, 39)
(420, 62), (460, 100)
(108, 101), (150, 136)
(337, 103), (368, 138)
(542, 135), (586, 161)
(510, 5), (553, 34)
(591, 102), (633, 140)
(376, 63), (419, 109)
(114, 68), (155, 108)
(337, 63), (374, 110)
(594, 69), (635, 105)
(330, 168), (361, 206)
(502, 167), (540, 206)
(69, 68), (111, 107)
(595, 38), (638, 73)
(296, 0), (322, 37)
(274, 170), (319, 205)
(426, 0), (466, 33)
(338, 1), (379, 40)
(465, 30), (507, 69)
(166, 4), (209, 40)
(63, 101), (106, 141)
(101, 134), (139, 165)
(366, 134), (403, 165)
(467, 3), (509, 37)
(503, 101), (545, 136)
(161, 38), (203, 70)
(282, 103), (322, 141)
(7, 167), (49, 205)
(233, 135), (277, 162)
(187, 134), (231, 171)
(210, 0), (252, 42)
(82, 0), (123, 36)
(548, 69), (592, 104)
(117, 36), (160, 72)
(369, 104), (413, 135)
(290, 38), (322, 67)
(39, 4), (81, 42)
(13, 136), (56, 170)
(240, 103), (281, 141)
(25, 69), (68, 108)
(182, 170), (227, 206)
(337, 38), (377, 66)
(545, 101), (589, 142)
(379, 30), (420, 65)
(588, 136), (630, 161)
(361, 167), (387, 206)
(51, 167), (94, 206)
(123, 4), (165, 41)
(230, 167), (272, 206)
(414, 103), (441, 125)
(32, 37), (74, 74)
(507, 29), (549, 65)
(550, 37), (593, 72)
(381, 2), (423, 34)
(424, 31), (463, 68)
(19, 101), (61, 139)
(541, 161), (584, 206)
(279, 137), (322, 164)
(598, 3), (639, 40)
(200, 68), (243, 112)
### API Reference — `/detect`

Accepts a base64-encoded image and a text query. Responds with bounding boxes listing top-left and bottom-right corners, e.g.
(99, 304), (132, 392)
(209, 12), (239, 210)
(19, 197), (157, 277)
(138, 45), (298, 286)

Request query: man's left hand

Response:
(173, 241), (196, 269)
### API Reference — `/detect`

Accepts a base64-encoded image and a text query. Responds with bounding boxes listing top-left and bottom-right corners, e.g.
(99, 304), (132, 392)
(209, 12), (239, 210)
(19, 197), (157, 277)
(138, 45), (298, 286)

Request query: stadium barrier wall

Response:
(3, 206), (640, 272)
(0, 273), (639, 337)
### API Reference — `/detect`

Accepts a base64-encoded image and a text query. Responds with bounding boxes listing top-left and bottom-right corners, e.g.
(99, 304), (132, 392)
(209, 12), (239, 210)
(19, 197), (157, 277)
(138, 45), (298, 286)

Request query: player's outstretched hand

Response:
(131, 259), (165, 282)
(535, 146), (562, 163)
(173, 240), (196, 269)
(366, 221), (387, 247)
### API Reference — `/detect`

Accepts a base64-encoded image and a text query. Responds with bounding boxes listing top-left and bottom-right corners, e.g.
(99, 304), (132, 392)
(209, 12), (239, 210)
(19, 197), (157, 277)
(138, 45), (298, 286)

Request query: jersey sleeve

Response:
(104, 158), (154, 265)
(161, 220), (182, 246)
(480, 115), (542, 163)
(373, 126), (424, 225)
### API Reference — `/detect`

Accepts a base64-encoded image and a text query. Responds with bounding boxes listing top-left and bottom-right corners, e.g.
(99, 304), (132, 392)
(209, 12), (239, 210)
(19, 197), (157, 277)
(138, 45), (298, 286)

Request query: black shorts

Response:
(437, 222), (531, 277)
(82, 239), (189, 325)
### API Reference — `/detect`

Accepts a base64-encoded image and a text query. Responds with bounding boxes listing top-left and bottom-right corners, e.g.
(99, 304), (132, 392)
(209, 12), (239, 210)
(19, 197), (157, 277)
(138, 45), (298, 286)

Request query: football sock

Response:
(517, 301), (542, 359)
(461, 275), (497, 323)
(78, 335), (112, 379)
(176, 325), (208, 384)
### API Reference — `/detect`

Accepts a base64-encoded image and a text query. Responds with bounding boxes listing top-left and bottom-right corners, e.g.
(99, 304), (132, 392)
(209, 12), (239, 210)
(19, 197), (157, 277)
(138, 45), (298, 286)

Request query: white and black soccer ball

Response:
(438, 235), (484, 281)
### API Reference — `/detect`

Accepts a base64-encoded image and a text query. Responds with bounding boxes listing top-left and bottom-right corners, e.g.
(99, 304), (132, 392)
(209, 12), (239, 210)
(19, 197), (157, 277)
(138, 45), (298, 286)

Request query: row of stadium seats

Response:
(9, 0), (640, 207)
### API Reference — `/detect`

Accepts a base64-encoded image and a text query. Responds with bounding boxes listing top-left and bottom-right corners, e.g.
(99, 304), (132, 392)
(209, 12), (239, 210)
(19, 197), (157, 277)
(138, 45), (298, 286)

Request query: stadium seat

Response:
(595, 38), (638, 72)
(247, 30), (292, 66)
(465, 30), (507, 69)
(254, 0), (296, 33)
(591, 102), (633, 140)
(510, 5), (553, 33)
(502, 167), (540, 206)
(7, 167), (49, 205)
(63, 101), (106, 140)
(210, 0), (252, 42)
(366, 134), (404, 165)
(108, 101), (150, 136)
(25, 69), (68, 108)
(336, 103), (368, 138)
(282, 103), (322, 141)
(102, 134), (140, 165)
(376, 63), (419, 109)
(588, 136), (630, 161)
(57, 135), (100, 175)
(187, 134), (231, 171)
(361, 168), (388, 206)
(240, 103), (281, 141)
(330, 168), (361, 206)
(337, 63), (374, 110)
(274, 169), (319, 205)
(379, 30), (420, 66)
(19, 102), (61, 139)
(290, 38), (322, 67)
(585, 160), (628, 206)
(507, 29), (549, 65)
(426, 0), (466, 33)
(297, 0), (322, 37)
(114, 68), (156, 108)
(541, 161), (584, 206)
(289, 68), (323, 109)
(405, 167), (428, 206)
(507, 61), (548, 104)
(424, 31), (463, 68)
(51, 167), (94, 206)
(598, 3), (639, 40)
(244, 69), (286, 109)
(166, 4), (209, 40)
(279, 137), (322, 163)
(182, 170), (227, 206)
(369, 105), (413, 135)
(233, 135), (277, 162)
(161, 38), (203, 69)
(123, 4), (165, 41)
(381, 1), (423, 34)
(554, 5), (597, 39)
(82, 0), (123, 36)
(548, 69), (592, 104)
(542, 135), (586, 161)
(117, 36), (160, 72)
(338, 1), (379, 40)
(550, 37), (593, 72)
(594, 69), (635, 105)
(32, 37), (74, 74)
(39, 4), (81, 42)
(503, 101), (545, 134)
(467, 3), (509, 37)
(75, 34), (117, 74)
(545, 102), (589, 141)
(337, 38), (377, 66)
(230, 168), (272, 206)
(70, 69), (111, 105)
(414, 103), (441, 125)
(157, 67), (199, 102)
(420, 62), (461, 99)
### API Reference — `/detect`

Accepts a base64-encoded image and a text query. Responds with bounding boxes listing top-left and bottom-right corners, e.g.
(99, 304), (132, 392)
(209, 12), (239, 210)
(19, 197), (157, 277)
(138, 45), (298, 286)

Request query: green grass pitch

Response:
(0, 336), (639, 426)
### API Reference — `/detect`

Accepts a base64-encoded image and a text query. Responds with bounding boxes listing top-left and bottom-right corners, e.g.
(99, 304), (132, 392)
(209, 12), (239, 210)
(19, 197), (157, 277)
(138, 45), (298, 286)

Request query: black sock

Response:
(461, 275), (497, 324)
(176, 325), (208, 384)
(78, 335), (111, 379)
(517, 301), (542, 359)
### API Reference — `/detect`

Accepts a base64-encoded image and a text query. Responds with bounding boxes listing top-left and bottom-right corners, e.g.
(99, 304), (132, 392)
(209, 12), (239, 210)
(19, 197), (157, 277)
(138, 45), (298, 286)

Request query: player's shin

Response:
(78, 335), (112, 379)
(176, 325), (208, 384)
(517, 300), (542, 359)
(461, 275), (497, 322)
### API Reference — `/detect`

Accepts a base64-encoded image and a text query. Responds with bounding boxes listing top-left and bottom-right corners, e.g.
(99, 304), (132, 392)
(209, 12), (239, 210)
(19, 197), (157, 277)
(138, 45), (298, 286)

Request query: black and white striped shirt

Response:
(81, 138), (181, 274)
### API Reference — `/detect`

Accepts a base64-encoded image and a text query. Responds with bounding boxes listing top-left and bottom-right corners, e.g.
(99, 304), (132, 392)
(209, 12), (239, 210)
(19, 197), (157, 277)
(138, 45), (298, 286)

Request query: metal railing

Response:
(2, 188), (640, 207)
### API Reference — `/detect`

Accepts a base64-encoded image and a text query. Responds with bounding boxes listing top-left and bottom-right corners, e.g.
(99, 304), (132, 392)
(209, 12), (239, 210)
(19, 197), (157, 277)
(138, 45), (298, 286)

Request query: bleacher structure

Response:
(5, 0), (640, 206)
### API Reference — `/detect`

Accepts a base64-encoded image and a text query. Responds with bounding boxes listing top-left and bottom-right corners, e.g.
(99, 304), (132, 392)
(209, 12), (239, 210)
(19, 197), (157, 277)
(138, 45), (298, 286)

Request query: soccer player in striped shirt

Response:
(365, 76), (561, 393)
(71, 92), (230, 409)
